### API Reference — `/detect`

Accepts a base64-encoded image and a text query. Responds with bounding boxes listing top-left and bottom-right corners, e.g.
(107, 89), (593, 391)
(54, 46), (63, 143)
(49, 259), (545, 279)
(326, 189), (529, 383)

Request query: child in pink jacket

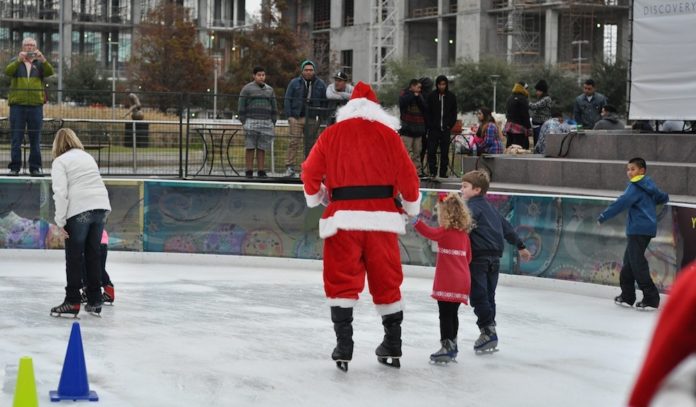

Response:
(414, 192), (473, 363)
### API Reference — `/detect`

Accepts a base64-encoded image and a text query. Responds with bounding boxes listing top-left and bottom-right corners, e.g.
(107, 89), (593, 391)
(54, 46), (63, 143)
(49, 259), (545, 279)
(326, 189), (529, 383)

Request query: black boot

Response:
(375, 311), (403, 368)
(330, 306), (354, 372)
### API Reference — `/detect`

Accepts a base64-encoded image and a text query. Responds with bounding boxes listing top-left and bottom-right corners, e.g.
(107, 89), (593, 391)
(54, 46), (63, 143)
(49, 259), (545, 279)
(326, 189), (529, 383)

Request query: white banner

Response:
(630, 0), (696, 120)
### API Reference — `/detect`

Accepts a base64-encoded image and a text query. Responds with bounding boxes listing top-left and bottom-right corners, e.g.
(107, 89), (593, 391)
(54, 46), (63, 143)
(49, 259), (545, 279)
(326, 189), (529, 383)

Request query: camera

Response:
(26, 51), (36, 59)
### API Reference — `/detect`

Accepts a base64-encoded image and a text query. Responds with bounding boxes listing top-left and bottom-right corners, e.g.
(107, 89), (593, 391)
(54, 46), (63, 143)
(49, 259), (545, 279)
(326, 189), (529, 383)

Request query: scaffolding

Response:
(489, 0), (628, 69)
(369, 0), (397, 88)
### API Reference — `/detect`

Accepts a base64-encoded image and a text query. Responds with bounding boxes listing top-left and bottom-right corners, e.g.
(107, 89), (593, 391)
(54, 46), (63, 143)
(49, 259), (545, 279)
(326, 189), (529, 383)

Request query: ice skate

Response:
(635, 298), (659, 311)
(474, 325), (498, 354)
(375, 311), (403, 369)
(614, 295), (634, 307)
(102, 284), (115, 305)
(50, 301), (80, 318)
(80, 287), (88, 304)
(331, 307), (353, 372)
(85, 302), (103, 317)
(430, 339), (457, 364)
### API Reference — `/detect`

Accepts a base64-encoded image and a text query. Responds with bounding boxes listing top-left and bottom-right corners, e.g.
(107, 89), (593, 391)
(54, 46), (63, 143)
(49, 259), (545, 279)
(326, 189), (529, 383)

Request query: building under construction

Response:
(284, 0), (630, 87)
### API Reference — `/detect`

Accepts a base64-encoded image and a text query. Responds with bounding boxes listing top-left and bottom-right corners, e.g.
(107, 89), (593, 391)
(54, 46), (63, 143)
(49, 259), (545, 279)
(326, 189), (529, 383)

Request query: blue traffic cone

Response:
(49, 321), (98, 402)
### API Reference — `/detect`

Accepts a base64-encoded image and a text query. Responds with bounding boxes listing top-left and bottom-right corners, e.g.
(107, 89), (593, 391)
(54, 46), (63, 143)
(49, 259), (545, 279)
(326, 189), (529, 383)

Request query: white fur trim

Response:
(336, 98), (401, 130)
(304, 184), (327, 208)
(375, 301), (403, 316)
(401, 193), (422, 217)
(327, 298), (357, 308)
(318, 210), (406, 238)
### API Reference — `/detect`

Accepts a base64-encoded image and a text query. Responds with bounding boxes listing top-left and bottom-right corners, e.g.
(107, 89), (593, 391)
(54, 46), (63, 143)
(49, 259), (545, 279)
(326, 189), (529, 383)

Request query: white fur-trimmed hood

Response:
(335, 98), (401, 131)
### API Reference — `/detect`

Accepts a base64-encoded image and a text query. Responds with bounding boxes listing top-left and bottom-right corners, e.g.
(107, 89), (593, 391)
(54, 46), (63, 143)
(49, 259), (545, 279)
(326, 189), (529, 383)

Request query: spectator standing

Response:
(5, 37), (55, 176)
(326, 71), (353, 124)
(593, 105), (626, 130)
(239, 66), (278, 178)
(283, 60), (327, 177)
(399, 79), (427, 176)
(425, 75), (458, 179)
(573, 79), (607, 129)
(528, 79), (552, 146)
(419, 77), (434, 172)
(325, 71), (353, 102)
(503, 81), (532, 150)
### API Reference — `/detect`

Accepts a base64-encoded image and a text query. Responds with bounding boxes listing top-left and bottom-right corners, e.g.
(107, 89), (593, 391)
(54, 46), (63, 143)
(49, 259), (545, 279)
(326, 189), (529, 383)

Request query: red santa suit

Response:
(414, 221), (471, 304)
(301, 81), (421, 315)
(628, 261), (696, 407)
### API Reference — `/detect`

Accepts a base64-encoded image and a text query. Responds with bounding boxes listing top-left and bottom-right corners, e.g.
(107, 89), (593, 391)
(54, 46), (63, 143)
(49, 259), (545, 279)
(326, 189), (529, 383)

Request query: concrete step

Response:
(544, 130), (696, 163)
(457, 155), (696, 196)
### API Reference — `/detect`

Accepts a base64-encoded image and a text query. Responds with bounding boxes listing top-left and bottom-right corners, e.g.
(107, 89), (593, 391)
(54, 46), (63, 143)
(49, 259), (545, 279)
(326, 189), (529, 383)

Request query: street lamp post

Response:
(571, 40), (589, 87)
(212, 54), (222, 119)
(489, 75), (500, 113)
(108, 40), (118, 120)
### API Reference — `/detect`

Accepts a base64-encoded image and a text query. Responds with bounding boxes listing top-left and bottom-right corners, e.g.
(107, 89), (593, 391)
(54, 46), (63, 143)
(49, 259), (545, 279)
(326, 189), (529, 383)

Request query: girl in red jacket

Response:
(414, 192), (473, 363)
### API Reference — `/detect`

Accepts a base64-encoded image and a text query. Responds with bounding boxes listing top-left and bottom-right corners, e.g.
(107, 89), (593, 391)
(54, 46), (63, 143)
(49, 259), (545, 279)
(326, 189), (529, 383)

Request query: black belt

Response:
(331, 185), (394, 201)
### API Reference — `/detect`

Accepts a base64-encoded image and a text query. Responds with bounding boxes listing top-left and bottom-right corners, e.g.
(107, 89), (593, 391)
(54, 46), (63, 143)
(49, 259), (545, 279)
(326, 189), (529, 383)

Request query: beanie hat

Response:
(300, 60), (315, 70)
(350, 81), (379, 103)
(535, 79), (549, 93)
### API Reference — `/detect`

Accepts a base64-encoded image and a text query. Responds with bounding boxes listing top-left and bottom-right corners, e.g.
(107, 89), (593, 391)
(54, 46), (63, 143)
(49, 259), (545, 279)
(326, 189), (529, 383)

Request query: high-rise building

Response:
(0, 0), (247, 79)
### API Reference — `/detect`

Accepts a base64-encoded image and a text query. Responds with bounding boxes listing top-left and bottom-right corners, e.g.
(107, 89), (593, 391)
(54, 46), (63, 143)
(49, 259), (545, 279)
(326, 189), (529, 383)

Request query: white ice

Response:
(0, 249), (659, 407)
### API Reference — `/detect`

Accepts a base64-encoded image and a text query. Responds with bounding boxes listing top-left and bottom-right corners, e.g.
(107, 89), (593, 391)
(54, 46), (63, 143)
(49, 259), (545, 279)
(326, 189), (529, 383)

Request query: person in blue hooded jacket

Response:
(598, 157), (669, 309)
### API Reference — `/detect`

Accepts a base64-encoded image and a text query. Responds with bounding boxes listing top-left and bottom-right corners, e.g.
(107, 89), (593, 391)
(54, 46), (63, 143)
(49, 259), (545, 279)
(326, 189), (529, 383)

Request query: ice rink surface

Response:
(0, 249), (660, 407)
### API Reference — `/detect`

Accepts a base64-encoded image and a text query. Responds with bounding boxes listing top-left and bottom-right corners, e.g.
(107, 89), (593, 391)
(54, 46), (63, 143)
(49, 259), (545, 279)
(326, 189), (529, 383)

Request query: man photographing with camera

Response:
(5, 37), (55, 176)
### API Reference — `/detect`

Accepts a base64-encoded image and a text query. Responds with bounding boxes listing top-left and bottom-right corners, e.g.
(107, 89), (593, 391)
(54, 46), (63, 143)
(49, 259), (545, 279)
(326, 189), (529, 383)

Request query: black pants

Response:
(469, 256), (500, 328)
(437, 301), (461, 341)
(64, 210), (107, 304)
(81, 243), (112, 287)
(427, 128), (450, 177)
(619, 235), (659, 303)
(505, 132), (530, 150)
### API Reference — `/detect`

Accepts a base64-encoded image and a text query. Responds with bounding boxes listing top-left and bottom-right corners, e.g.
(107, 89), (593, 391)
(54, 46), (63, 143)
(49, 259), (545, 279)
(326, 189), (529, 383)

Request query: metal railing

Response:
(0, 89), (342, 178)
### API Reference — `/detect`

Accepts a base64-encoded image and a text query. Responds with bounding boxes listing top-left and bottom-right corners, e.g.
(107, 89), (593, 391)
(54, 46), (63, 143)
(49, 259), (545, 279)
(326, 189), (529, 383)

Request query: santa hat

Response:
(350, 81), (379, 103)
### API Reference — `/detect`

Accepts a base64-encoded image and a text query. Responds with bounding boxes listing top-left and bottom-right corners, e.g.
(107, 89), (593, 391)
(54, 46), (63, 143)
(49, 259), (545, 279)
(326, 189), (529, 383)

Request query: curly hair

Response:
(438, 192), (474, 232)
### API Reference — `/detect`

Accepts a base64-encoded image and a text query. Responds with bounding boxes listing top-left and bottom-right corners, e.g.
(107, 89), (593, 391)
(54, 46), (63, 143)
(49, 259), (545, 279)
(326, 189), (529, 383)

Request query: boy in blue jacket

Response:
(598, 157), (669, 309)
(460, 170), (531, 353)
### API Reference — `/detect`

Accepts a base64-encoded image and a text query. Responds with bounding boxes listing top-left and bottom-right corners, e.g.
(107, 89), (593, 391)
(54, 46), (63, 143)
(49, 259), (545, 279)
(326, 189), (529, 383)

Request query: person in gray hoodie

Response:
(593, 105), (626, 130)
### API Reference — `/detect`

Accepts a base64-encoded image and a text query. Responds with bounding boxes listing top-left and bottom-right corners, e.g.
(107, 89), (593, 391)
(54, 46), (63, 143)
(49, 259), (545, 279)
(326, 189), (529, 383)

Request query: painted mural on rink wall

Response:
(0, 178), (693, 292)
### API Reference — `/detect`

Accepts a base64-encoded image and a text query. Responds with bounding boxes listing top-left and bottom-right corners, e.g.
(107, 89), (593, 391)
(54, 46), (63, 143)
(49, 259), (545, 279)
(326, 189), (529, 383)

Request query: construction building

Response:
(284, 0), (630, 87)
(0, 0), (247, 79)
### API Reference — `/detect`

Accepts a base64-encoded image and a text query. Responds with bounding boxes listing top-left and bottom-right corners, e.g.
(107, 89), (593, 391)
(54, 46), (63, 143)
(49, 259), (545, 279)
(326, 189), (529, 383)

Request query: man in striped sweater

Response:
(238, 66), (278, 178)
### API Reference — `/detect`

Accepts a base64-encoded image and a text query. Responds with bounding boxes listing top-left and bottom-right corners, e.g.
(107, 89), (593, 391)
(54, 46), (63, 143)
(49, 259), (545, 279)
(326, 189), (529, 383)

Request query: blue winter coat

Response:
(467, 195), (526, 258)
(597, 175), (669, 237)
(284, 76), (327, 118)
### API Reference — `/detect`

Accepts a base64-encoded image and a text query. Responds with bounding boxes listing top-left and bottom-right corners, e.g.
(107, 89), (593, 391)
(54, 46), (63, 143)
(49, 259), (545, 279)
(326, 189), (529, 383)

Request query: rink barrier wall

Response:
(0, 177), (693, 292)
(0, 248), (632, 302)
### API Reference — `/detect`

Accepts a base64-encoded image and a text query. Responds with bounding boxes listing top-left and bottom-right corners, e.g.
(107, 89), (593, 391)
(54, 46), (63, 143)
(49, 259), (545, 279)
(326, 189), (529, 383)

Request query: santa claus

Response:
(628, 260), (696, 407)
(301, 81), (421, 371)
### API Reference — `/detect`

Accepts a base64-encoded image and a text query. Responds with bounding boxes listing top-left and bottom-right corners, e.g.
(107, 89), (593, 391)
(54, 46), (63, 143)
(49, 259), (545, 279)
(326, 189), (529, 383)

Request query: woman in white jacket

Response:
(50, 128), (111, 317)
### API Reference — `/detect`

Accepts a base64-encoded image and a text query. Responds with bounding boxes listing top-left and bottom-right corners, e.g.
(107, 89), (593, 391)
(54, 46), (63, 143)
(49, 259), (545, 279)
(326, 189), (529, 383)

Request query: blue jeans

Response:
(63, 210), (108, 304)
(9, 104), (43, 172)
(469, 256), (500, 328)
